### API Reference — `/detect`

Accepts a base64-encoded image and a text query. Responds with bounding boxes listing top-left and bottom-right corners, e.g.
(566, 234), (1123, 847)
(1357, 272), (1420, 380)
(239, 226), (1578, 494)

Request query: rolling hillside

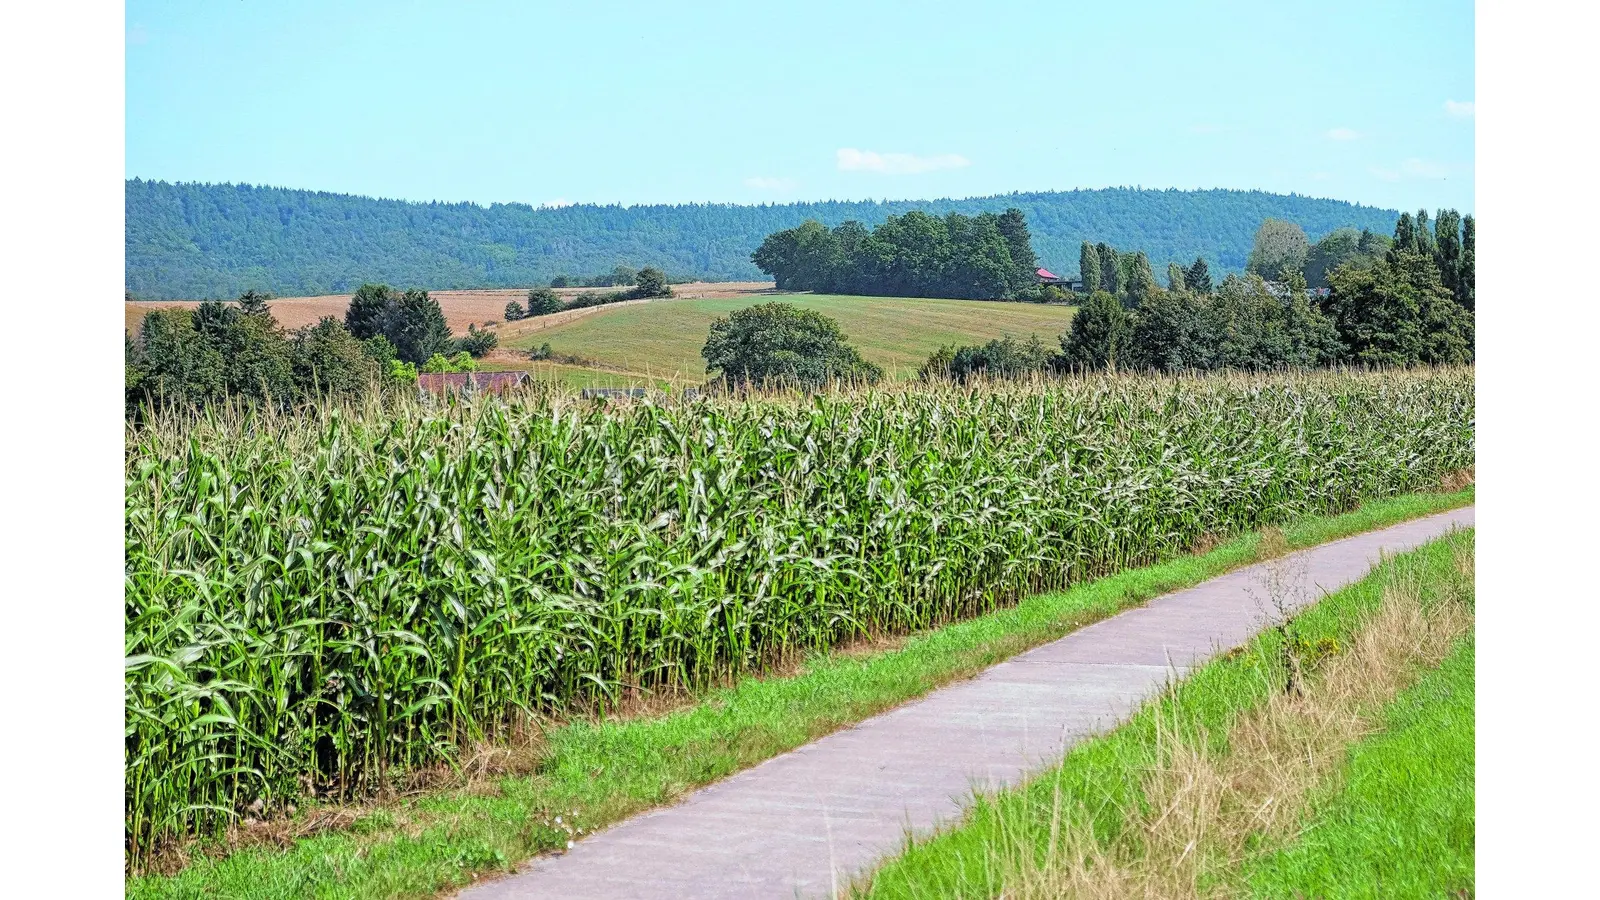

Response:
(490, 293), (1078, 387)
(126, 180), (1401, 300)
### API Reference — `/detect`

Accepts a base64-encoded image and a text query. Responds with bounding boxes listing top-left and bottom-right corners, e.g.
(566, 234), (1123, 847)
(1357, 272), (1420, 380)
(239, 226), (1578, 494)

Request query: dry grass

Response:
(123, 281), (775, 338)
(988, 542), (1474, 900)
(1438, 466), (1475, 493)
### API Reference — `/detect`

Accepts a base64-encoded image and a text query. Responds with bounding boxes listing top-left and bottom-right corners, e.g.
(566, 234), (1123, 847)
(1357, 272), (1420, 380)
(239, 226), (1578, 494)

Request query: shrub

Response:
(701, 301), (883, 387)
(922, 334), (1054, 382)
(526, 288), (563, 317)
(454, 324), (499, 358)
(631, 267), (672, 299)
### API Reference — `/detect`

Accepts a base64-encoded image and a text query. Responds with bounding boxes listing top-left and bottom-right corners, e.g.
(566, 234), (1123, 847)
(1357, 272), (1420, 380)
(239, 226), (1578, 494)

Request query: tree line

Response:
(503, 267), (671, 321)
(943, 209), (1475, 378)
(125, 179), (1401, 299)
(750, 209), (1044, 300)
(126, 264), (682, 415)
(698, 209), (1475, 388)
(126, 286), (495, 416)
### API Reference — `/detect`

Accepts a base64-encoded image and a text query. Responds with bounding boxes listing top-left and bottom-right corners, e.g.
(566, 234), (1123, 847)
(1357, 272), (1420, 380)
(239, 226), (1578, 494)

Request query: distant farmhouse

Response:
(417, 371), (530, 395)
(1035, 267), (1084, 292)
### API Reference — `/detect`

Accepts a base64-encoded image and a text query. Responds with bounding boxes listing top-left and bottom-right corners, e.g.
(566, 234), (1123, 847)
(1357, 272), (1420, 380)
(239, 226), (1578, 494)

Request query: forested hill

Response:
(126, 179), (1400, 299)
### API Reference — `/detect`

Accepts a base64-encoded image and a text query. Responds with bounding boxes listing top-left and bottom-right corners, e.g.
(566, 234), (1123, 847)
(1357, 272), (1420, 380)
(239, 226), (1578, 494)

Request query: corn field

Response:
(124, 368), (1473, 861)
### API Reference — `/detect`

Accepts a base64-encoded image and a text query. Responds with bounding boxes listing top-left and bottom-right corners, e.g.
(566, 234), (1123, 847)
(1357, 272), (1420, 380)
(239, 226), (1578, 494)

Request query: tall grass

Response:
(124, 368), (1473, 863)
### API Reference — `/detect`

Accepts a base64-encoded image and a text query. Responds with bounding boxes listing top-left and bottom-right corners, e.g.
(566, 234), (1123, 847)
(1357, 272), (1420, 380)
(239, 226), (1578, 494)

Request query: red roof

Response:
(1036, 267), (1058, 280)
(417, 371), (530, 394)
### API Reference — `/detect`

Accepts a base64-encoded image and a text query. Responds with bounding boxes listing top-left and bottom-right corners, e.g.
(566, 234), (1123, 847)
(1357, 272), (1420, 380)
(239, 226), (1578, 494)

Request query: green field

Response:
(504, 294), (1077, 384)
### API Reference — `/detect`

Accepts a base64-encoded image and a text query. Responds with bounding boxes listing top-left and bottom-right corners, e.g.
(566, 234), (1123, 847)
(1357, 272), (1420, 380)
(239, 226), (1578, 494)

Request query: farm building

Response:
(417, 371), (530, 395)
(1035, 267), (1084, 292)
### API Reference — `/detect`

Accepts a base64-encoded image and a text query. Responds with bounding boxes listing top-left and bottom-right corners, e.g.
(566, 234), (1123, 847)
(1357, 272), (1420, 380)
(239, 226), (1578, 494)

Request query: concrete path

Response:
(461, 507), (1474, 900)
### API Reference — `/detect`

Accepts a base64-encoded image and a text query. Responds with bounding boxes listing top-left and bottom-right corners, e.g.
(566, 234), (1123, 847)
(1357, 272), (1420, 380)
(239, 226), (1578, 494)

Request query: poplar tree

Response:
(1096, 243), (1119, 293)
(1433, 209), (1463, 300)
(1393, 212), (1417, 253)
(1079, 241), (1101, 297)
(1414, 209), (1437, 258)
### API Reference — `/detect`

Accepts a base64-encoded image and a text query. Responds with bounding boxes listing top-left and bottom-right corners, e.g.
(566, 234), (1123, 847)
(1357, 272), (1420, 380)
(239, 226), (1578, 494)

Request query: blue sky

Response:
(126, 1), (1474, 212)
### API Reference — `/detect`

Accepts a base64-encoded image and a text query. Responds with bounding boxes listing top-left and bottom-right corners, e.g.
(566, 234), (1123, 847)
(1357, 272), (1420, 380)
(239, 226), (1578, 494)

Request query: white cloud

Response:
(743, 176), (796, 191)
(1444, 99), (1475, 118)
(1325, 127), (1361, 141)
(540, 198), (572, 208)
(1401, 158), (1450, 179)
(1368, 158), (1451, 182)
(1310, 171), (1332, 181)
(127, 24), (149, 45)
(836, 148), (971, 175)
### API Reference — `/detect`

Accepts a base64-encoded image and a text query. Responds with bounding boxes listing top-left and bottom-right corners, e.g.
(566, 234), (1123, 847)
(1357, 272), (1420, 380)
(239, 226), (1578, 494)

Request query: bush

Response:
(505, 300), (525, 321)
(528, 342), (553, 361)
(921, 334), (1055, 382)
(702, 301), (883, 388)
(387, 359), (418, 384)
(631, 267), (672, 299)
(454, 324), (499, 357)
(526, 288), (563, 317)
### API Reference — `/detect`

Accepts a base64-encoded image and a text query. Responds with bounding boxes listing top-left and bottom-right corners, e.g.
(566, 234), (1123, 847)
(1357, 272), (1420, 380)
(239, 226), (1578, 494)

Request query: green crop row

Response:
(124, 368), (1473, 863)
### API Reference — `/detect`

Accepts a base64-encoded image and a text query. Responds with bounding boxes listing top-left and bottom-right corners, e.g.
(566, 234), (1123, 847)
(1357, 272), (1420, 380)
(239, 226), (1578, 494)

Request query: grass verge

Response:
(1240, 639), (1475, 898)
(855, 528), (1474, 899)
(128, 487), (1472, 900)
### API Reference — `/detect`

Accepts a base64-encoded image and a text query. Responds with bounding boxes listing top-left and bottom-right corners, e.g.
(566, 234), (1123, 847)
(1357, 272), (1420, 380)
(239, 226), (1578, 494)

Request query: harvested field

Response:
(503, 293), (1080, 383)
(122, 281), (776, 337)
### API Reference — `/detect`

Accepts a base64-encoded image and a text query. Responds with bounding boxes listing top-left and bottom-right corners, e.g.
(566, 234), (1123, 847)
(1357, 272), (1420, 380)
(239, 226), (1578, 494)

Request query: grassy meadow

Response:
(124, 368), (1473, 873)
(499, 293), (1078, 384)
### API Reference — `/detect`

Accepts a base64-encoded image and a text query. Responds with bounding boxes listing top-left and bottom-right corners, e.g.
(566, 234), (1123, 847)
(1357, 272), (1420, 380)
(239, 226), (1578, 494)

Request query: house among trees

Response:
(417, 371), (530, 395)
(1035, 267), (1084, 292)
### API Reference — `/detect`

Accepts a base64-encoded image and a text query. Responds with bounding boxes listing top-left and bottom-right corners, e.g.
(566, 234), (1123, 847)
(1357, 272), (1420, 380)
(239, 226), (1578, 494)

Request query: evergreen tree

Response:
(237, 289), (273, 317)
(1184, 256), (1213, 294)
(378, 289), (452, 365)
(1355, 228), (1393, 260)
(1459, 215), (1475, 310)
(1079, 241), (1101, 297)
(504, 300), (525, 321)
(996, 207), (1038, 291)
(345, 283), (397, 340)
(1167, 262), (1186, 292)
(1060, 291), (1133, 372)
